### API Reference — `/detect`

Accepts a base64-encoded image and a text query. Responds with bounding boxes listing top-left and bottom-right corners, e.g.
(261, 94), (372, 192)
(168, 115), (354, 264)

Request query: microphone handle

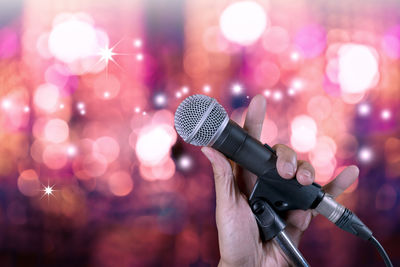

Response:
(212, 120), (373, 240)
(212, 119), (324, 211)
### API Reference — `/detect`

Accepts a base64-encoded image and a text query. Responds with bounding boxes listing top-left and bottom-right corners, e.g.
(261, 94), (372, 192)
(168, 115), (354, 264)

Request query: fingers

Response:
(296, 160), (315, 185)
(234, 95), (266, 197)
(273, 144), (297, 179)
(323, 165), (359, 198)
(201, 147), (240, 207)
(243, 94), (266, 139)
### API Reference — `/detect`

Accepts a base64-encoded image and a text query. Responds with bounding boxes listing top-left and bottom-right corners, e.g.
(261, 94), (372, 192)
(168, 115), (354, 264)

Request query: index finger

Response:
(243, 94), (267, 138)
(233, 94), (266, 196)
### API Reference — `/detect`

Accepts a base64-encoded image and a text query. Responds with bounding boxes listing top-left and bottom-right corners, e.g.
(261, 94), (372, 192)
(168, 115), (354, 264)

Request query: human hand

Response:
(201, 95), (359, 267)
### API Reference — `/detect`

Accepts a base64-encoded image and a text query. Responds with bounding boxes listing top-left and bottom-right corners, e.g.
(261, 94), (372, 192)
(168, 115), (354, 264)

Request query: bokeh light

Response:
(290, 115), (317, 153)
(33, 83), (60, 113)
(0, 0), (399, 266)
(219, 1), (268, 46)
(44, 119), (69, 143)
(338, 44), (379, 94)
(136, 124), (176, 166)
(48, 13), (103, 63)
(17, 169), (40, 197)
(108, 171), (133, 196)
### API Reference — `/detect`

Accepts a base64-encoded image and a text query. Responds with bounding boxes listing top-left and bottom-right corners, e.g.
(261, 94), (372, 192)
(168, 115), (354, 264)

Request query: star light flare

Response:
(99, 45), (117, 66)
(41, 182), (56, 202)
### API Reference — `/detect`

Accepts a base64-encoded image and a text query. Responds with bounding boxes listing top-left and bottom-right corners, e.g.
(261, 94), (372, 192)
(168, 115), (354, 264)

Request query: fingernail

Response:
(283, 162), (295, 177)
(299, 170), (312, 183)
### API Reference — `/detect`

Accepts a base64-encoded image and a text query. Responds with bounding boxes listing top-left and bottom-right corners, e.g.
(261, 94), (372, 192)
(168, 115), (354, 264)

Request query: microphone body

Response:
(212, 119), (371, 240)
(213, 119), (325, 211)
(174, 94), (372, 240)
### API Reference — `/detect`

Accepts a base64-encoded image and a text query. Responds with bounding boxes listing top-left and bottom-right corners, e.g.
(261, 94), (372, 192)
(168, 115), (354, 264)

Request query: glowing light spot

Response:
(60, 104), (65, 109)
(108, 171), (133, 197)
(136, 53), (143, 61)
(34, 83), (59, 112)
(219, 1), (268, 46)
(135, 107), (141, 113)
(232, 84), (242, 94)
(182, 86), (189, 94)
(203, 85), (211, 93)
(67, 145), (77, 156)
(273, 91), (282, 101)
(154, 93), (167, 107)
(178, 155), (192, 171)
(2, 99), (12, 110)
(77, 102), (85, 110)
(48, 15), (100, 63)
(136, 124), (177, 166)
(290, 52), (300, 61)
(381, 109), (391, 120)
(44, 119), (69, 143)
(133, 39), (142, 48)
(80, 110), (86, 115)
(292, 79), (303, 90)
(359, 147), (373, 162)
(338, 44), (379, 94)
(290, 115), (317, 153)
(104, 91), (110, 98)
(263, 90), (271, 97)
(288, 88), (295, 96)
(358, 103), (370, 116)
(176, 92), (182, 98)
(23, 106), (30, 112)
(142, 111), (147, 116)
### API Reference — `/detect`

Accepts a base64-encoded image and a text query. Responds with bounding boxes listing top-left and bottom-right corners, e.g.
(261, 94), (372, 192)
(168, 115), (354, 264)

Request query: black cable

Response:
(369, 236), (393, 267)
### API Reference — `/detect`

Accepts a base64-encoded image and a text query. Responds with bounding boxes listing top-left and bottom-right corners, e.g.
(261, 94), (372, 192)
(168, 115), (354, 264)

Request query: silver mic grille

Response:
(174, 94), (229, 146)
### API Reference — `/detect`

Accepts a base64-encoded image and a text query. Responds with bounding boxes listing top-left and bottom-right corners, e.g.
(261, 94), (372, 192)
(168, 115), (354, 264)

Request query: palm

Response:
(217, 191), (292, 267)
(201, 95), (359, 267)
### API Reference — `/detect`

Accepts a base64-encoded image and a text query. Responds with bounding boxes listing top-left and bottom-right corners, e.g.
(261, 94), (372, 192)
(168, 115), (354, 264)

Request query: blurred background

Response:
(0, 0), (399, 266)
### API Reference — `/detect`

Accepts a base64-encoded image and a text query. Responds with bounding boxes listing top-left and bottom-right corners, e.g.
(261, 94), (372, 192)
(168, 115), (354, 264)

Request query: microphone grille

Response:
(174, 94), (228, 146)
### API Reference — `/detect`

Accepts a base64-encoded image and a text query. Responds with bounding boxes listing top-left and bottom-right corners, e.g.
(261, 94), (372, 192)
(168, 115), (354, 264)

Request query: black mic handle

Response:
(212, 119), (326, 212)
(250, 167), (325, 212)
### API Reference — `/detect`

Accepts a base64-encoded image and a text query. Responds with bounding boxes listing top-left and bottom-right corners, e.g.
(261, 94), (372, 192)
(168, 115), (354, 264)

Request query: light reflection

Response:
(381, 109), (391, 120)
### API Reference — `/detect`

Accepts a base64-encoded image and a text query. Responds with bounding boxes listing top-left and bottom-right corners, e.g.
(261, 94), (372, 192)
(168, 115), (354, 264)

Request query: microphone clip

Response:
(249, 175), (310, 267)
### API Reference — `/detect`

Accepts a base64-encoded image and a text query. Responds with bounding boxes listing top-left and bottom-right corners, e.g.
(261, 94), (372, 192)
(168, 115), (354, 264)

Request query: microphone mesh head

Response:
(174, 94), (228, 146)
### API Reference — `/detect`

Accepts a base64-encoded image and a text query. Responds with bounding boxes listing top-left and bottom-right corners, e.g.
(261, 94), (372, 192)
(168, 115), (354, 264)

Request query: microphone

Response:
(174, 94), (372, 240)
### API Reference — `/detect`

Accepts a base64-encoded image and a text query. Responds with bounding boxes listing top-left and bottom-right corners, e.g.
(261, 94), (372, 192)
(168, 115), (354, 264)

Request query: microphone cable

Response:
(369, 235), (393, 267)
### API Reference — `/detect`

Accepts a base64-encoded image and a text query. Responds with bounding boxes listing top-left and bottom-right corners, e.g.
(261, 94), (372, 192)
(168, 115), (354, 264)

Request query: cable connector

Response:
(335, 208), (372, 240)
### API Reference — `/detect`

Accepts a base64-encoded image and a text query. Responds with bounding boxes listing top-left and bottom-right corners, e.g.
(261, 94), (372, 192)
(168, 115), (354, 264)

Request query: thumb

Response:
(201, 147), (240, 209)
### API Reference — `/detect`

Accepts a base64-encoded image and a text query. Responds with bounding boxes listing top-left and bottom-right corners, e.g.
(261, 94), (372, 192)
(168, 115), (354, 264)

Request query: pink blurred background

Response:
(0, 0), (399, 266)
